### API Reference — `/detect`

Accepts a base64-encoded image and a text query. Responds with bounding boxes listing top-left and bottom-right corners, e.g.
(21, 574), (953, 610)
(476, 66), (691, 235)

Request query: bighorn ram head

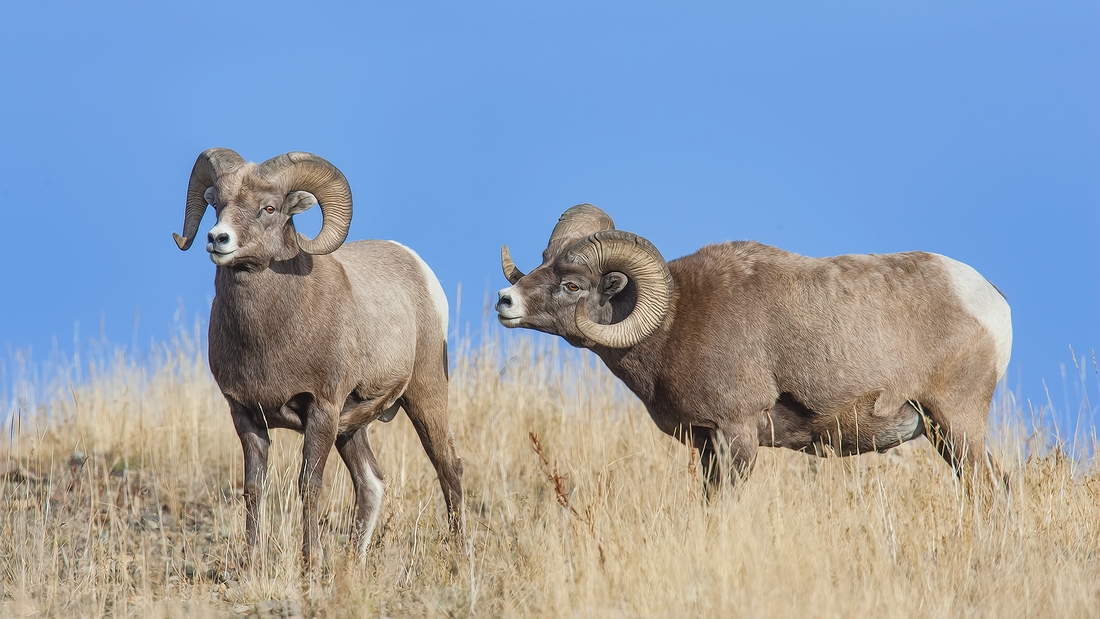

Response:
(173, 148), (352, 266)
(497, 204), (674, 348)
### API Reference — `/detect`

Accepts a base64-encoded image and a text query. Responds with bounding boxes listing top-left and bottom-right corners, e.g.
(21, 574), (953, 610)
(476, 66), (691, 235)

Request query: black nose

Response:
(208, 231), (230, 246)
(496, 292), (513, 309)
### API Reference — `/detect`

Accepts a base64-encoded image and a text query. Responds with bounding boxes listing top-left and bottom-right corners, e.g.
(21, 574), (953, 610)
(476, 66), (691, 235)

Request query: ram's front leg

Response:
(715, 420), (759, 486)
(299, 398), (339, 585)
(230, 400), (270, 570)
(693, 419), (759, 497)
(689, 426), (721, 495)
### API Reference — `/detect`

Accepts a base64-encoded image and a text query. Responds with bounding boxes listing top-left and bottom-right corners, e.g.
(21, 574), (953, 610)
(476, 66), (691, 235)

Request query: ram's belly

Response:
(762, 392), (925, 455)
(213, 353), (411, 435)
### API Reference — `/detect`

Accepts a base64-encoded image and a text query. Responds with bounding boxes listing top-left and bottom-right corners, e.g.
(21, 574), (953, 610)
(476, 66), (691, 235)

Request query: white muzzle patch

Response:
(495, 285), (525, 327)
(206, 220), (240, 265)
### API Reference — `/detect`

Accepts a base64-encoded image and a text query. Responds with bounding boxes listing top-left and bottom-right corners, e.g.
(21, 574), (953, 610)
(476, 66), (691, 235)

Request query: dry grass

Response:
(2, 326), (1098, 618)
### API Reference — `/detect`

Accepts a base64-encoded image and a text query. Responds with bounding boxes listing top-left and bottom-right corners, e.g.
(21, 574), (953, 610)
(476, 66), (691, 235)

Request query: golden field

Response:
(2, 325), (1098, 618)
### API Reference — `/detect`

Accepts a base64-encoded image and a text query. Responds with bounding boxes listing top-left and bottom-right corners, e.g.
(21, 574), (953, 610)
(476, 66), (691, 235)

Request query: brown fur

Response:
(498, 213), (1007, 495)
(192, 162), (463, 579)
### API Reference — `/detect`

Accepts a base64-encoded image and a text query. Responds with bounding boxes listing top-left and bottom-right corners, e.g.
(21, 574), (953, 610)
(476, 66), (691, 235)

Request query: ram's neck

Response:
(587, 285), (682, 409)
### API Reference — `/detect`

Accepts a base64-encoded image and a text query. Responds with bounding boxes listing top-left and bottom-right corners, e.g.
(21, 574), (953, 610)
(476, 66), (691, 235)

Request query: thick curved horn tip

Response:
(296, 231), (347, 256)
(173, 232), (193, 251)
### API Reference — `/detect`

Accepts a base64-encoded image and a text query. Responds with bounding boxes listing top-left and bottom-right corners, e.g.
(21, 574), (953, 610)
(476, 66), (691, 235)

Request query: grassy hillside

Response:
(2, 330), (1098, 617)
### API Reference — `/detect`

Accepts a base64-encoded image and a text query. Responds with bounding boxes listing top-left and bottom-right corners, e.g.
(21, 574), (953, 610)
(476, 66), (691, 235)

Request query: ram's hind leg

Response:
(923, 388), (1007, 501)
(403, 379), (465, 544)
(336, 428), (385, 565)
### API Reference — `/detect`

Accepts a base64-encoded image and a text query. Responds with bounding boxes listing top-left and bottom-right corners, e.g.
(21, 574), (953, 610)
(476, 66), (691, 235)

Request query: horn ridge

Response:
(545, 204), (615, 254)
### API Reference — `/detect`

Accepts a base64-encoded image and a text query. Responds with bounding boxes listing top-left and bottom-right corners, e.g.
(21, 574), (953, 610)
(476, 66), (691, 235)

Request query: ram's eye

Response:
(264, 206), (276, 214)
(564, 282), (580, 292)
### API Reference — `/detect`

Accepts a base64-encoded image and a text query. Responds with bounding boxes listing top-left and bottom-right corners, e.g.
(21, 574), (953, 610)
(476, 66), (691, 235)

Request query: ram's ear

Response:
(203, 187), (218, 205)
(285, 190), (318, 215)
(597, 271), (628, 307)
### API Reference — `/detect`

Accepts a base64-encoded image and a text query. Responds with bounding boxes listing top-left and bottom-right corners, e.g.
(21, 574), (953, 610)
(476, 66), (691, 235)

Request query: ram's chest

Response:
(208, 312), (347, 412)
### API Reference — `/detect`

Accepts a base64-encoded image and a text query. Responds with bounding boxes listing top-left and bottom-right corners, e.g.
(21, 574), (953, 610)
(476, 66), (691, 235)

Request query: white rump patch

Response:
(388, 241), (449, 337)
(935, 254), (1012, 378)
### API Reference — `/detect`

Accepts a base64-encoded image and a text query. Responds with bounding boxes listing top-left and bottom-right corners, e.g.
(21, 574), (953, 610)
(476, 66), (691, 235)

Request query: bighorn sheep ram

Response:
(496, 204), (1010, 492)
(173, 148), (464, 574)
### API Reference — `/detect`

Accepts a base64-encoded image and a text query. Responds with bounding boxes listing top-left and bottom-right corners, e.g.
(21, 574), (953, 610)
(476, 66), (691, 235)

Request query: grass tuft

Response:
(2, 329), (1098, 617)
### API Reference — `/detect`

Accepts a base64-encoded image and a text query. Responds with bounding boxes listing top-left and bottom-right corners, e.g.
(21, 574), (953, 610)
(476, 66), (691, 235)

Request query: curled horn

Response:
(174, 148), (245, 250)
(260, 152), (352, 255)
(501, 245), (525, 284)
(566, 230), (673, 348)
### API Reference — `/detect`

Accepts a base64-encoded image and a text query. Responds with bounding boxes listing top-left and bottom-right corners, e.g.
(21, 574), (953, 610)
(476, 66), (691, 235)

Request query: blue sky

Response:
(1, 2), (1097, 427)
